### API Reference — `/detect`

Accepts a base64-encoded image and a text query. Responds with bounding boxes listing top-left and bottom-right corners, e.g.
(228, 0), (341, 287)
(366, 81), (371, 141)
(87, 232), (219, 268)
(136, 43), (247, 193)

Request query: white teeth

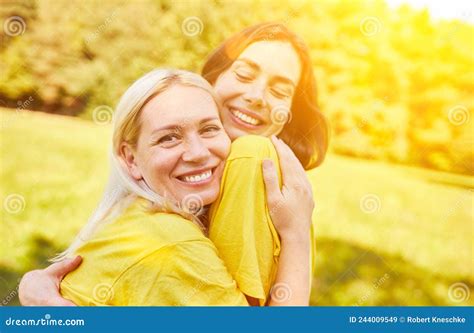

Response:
(181, 170), (212, 183)
(231, 109), (260, 125)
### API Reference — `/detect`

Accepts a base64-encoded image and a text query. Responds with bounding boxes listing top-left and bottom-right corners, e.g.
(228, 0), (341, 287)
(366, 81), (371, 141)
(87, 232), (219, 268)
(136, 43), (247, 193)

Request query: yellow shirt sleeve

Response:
(209, 135), (282, 303)
(209, 135), (317, 305)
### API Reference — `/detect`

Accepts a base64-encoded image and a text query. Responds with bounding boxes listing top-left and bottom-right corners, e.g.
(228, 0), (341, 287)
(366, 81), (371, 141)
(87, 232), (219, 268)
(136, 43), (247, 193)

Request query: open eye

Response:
(156, 133), (181, 147)
(200, 125), (221, 137)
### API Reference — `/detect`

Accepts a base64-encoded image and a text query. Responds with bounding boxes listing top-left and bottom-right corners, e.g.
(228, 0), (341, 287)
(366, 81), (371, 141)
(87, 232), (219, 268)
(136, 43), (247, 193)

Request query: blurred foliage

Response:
(0, 0), (473, 175)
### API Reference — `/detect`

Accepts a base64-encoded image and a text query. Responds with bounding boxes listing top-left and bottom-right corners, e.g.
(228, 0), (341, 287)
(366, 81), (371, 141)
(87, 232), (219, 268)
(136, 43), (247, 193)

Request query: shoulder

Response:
(228, 135), (275, 160)
(74, 198), (209, 272)
(110, 198), (206, 245)
(62, 199), (212, 303)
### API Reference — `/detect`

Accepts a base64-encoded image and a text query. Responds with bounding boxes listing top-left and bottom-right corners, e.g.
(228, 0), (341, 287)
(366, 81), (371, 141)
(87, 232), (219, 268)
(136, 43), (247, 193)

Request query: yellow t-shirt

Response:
(60, 198), (248, 306)
(209, 135), (316, 305)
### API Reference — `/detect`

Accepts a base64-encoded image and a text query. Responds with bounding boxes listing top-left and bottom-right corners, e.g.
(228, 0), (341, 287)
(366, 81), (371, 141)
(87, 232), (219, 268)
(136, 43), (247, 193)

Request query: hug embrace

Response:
(19, 22), (329, 306)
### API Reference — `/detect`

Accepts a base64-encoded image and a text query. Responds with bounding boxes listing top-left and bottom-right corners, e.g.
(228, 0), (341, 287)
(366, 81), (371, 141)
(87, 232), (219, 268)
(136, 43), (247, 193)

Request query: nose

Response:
(182, 136), (211, 163)
(243, 80), (267, 109)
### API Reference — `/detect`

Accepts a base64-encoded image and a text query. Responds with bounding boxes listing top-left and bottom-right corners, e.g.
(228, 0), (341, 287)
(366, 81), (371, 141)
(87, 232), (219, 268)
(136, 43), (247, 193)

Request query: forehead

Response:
(236, 41), (301, 84)
(140, 84), (219, 128)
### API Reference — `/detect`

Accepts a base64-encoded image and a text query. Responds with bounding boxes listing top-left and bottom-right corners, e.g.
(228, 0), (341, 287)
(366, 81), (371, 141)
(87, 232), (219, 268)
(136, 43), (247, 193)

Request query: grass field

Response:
(1, 109), (472, 306)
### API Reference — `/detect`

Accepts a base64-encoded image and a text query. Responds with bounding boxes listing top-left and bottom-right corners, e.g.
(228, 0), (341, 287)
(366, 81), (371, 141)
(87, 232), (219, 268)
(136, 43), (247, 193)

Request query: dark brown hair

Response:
(202, 22), (329, 169)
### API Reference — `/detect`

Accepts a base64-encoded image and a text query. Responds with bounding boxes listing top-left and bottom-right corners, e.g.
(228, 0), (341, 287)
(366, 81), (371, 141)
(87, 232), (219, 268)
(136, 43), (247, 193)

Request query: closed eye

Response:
(271, 88), (291, 99)
(234, 71), (254, 82)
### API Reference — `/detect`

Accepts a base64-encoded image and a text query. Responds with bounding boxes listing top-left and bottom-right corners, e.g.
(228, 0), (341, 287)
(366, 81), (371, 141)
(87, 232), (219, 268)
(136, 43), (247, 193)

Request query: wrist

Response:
(279, 218), (311, 243)
(280, 231), (310, 246)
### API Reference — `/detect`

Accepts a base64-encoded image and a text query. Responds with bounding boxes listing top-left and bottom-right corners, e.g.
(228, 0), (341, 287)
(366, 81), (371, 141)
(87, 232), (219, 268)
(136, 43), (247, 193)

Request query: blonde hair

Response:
(55, 69), (220, 261)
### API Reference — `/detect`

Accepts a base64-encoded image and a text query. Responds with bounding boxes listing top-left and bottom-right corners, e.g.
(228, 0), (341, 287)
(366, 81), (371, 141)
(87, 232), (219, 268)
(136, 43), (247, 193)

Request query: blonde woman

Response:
(20, 69), (313, 305)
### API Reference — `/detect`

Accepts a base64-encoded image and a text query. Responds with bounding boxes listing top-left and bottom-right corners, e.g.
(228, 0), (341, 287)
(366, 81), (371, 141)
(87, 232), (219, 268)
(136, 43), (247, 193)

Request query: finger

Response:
(271, 136), (291, 185)
(271, 136), (305, 185)
(277, 137), (306, 173)
(274, 138), (314, 197)
(262, 159), (282, 205)
(45, 256), (83, 278)
(278, 139), (309, 187)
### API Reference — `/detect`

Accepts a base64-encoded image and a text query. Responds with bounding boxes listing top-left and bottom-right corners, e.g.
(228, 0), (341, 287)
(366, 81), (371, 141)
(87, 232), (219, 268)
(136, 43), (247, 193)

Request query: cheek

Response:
(261, 99), (292, 136)
(142, 150), (179, 191)
(214, 73), (241, 101)
(211, 134), (231, 160)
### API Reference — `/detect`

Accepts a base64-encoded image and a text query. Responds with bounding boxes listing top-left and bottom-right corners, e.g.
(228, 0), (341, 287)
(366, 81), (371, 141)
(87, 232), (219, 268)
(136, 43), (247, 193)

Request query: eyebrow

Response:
(151, 116), (220, 134)
(235, 58), (297, 88)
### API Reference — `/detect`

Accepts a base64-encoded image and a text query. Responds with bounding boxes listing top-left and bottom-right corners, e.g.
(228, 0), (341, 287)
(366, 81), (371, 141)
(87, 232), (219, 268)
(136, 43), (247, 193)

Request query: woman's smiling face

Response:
(122, 84), (231, 207)
(213, 41), (301, 140)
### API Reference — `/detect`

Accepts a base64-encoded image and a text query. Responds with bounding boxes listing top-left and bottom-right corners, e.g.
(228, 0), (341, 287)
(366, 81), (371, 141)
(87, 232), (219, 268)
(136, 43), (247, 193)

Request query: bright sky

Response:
(386, 0), (473, 23)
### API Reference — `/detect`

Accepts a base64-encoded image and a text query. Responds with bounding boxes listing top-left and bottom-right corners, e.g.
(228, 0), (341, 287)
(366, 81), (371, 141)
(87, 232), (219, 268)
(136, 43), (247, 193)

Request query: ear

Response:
(119, 142), (143, 181)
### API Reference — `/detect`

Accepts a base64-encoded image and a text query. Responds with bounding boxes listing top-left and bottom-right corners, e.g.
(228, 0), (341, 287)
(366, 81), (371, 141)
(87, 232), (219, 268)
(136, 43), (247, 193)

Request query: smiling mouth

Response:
(229, 107), (264, 127)
(176, 168), (215, 184)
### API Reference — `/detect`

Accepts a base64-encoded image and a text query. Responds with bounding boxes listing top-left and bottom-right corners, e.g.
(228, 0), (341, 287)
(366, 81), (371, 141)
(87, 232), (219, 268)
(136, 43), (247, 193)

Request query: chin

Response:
(200, 191), (219, 206)
(176, 185), (220, 208)
(203, 175), (224, 203)
(226, 126), (249, 140)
